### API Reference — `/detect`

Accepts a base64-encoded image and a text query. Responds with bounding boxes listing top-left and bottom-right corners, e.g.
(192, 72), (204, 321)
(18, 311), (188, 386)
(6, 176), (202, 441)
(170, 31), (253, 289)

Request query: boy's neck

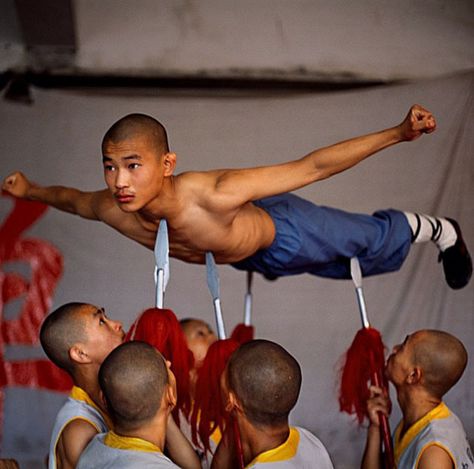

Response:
(398, 387), (441, 436)
(237, 415), (290, 465)
(115, 412), (168, 451)
(73, 366), (105, 413)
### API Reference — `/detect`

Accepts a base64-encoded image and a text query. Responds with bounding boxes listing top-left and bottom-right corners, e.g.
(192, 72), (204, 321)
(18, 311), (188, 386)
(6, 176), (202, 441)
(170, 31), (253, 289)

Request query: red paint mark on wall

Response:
(0, 195), (72, 446)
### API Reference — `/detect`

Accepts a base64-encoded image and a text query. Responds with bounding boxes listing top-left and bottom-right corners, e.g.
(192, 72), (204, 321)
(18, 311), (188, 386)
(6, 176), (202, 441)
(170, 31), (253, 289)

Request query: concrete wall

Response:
(0, 71), (472, 468)
(2, 0), (474, 80)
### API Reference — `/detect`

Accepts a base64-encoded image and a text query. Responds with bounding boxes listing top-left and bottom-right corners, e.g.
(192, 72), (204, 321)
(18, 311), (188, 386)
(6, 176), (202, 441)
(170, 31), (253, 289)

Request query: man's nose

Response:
(115, 170), (129, 189)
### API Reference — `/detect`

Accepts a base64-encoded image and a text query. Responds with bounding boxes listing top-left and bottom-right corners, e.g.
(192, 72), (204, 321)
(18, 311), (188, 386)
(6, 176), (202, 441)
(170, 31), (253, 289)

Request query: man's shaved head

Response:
(227, 339), (302, 427)
(40, 302), (89, 374)
(99, 341), (169, 432)
(412, 330), (467, 399)
(102, 113), (169, 155)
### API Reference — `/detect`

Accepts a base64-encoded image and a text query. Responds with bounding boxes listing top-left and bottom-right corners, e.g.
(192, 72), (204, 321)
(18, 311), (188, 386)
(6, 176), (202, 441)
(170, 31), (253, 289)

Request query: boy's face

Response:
(78, 305), (125, 365)
(385, 332), (419, 385)
(102, 134), (170, 213)
(181, 319), (217, 366)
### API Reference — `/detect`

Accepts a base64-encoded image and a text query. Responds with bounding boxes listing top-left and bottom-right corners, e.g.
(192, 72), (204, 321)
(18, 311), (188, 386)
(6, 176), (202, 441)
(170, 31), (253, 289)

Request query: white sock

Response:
(403, 212), (457, 251)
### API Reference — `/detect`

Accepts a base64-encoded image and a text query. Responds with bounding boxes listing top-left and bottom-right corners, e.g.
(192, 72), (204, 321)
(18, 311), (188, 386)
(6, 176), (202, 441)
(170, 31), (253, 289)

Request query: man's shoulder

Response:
(90, 190), (139, 223)
(90, 189), (117, 212)
(175, 170), (220, 189)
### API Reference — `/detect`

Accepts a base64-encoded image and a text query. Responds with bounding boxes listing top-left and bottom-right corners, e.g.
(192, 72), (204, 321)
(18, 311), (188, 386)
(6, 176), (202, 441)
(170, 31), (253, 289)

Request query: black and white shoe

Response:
(439, 218), (472, 289)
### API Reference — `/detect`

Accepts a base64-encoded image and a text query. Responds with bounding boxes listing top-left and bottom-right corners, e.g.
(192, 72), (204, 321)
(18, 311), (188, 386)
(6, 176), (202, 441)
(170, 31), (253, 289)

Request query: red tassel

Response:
(230, 323), (254, 344)
(339, 327), (388, 424)
(126, 308), (194, 420)
(191, 338), (239, 452)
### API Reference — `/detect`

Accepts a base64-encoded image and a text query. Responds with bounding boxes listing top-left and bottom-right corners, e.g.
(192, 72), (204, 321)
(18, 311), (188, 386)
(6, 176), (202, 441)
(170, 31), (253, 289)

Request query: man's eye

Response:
(99, 318), (105, 325)
(104, 165), (115, 171)
(129, 163), (141, 170)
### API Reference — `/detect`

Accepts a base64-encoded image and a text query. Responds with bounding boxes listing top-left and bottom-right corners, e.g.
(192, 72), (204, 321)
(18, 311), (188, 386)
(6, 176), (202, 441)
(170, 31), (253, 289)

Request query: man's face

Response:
(102, 134), (166, 213)
(182, 319), (217, 367)
(385, 332), (419, 385)
(77, 305), (125, 365)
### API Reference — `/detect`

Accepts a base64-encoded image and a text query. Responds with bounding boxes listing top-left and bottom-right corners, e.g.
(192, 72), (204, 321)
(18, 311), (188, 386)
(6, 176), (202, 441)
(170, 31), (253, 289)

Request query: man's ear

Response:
(69, 344), (91, 365)
(406, 366), (422, 385)
(162, 152), (176, 176)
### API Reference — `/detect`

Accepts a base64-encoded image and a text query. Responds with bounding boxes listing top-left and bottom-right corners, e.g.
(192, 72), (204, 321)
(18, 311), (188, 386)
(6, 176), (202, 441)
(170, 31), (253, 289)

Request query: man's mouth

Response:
(115, 193), (134, 203)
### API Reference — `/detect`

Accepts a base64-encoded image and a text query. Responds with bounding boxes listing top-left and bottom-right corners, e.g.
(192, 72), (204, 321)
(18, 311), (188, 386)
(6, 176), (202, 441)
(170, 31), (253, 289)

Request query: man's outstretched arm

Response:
(213, 104), (436, 207)
(2, 171), (103, 220)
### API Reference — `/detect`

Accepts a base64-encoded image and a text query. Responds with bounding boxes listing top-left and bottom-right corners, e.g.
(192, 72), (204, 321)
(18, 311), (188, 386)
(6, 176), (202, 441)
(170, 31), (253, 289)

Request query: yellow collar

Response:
(246, 427), (299, 467)
(394, 402), (450, 463)
(70, 385), (113, 429)
(104, 431), (162, 453)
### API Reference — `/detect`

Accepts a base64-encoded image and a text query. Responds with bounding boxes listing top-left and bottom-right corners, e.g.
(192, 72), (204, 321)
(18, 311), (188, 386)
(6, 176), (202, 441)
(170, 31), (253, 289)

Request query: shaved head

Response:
(99, 341), (169, 432)
(102, 113), (169, 155)
(227, 339), (301, 427)
(412, 330), (467, 399)
(40, 302), (89, 374)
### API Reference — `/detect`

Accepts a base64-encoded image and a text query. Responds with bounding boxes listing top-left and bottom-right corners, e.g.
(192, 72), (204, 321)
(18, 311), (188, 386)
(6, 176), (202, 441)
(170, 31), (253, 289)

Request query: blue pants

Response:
(231, 193), (412, 279)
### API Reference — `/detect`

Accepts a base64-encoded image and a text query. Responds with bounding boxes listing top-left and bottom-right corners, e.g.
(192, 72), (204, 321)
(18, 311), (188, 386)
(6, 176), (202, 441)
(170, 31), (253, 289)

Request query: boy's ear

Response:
(225, 391), (243, 414)
(166, 383), (177, 411)
(162, 152), (176, 176)
(406, 366), (422, 385)
(69, 344), (91, 365)
(99, 390), (108, 411)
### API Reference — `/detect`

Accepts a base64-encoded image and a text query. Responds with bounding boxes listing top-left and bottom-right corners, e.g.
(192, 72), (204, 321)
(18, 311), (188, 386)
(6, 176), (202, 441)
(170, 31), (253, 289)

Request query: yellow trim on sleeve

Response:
(394, 402), (451, 463)
(415, 442), (456, 468)
(104, 431), (163, 453)
(70, 385), (113, 429)
(52, 416), (102, 466)
(245, 427), (299, 467)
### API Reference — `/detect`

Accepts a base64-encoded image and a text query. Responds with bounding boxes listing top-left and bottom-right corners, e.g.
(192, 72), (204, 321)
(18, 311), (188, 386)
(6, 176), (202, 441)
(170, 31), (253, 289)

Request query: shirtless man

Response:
(3, 105), (471, 287)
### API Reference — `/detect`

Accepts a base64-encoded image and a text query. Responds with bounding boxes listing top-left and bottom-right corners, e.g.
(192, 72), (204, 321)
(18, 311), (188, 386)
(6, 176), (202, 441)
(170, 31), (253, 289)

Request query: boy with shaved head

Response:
(3, 105), (471, 292)
(213, 339), (334, 468)
(180, 318), (217, 369)
(362, 330), (473, 469)
(77, 341), (180, 468)
(42, 304), (200, 469)
(178, 318), (220, 467)
(40, 302), (125, 469)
